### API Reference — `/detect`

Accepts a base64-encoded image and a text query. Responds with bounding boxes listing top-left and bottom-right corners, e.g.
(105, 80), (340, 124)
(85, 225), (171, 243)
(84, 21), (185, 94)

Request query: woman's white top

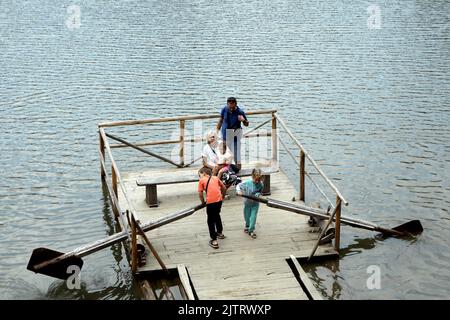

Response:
(202, 143), (219, 167)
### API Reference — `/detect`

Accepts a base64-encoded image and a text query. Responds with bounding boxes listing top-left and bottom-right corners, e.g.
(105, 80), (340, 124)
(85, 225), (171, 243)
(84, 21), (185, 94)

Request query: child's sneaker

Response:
(244, 227), (249, 233)
(217, 233), (226, 239)
(249, 232), (257, 239)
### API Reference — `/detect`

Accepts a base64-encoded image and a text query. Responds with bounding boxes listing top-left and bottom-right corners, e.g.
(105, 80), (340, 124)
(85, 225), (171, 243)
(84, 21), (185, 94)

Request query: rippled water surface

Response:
(1, 0), (449, 299)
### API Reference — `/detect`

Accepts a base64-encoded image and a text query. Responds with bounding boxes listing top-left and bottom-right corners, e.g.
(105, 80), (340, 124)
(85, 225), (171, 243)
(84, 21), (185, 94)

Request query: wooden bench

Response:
(136, 167), (278, 207)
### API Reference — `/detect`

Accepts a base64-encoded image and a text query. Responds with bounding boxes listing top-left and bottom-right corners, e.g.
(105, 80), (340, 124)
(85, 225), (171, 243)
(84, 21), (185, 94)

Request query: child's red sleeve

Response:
(198, 179), (204, 193)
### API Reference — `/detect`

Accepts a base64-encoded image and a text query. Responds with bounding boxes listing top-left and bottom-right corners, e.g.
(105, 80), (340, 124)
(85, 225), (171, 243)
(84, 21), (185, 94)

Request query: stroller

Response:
(220, 165), (242, 188)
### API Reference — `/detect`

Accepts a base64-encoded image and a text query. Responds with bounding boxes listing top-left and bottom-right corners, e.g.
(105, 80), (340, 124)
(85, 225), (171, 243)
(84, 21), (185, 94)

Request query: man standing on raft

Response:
(216, 97), (249, 171)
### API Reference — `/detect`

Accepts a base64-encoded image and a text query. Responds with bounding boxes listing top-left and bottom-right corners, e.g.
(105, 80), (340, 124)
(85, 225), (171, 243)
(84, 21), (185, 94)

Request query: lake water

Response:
(1, 0), (449, 299)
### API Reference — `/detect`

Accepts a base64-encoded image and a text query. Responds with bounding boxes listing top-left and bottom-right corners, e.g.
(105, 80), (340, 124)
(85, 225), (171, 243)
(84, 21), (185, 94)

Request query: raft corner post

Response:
(179, 119), (185, 166)
(334, 196), (342, 252)
(99, 127), (106, 180)
(300, 150), (305, 202)
(271, 111), (278, 166)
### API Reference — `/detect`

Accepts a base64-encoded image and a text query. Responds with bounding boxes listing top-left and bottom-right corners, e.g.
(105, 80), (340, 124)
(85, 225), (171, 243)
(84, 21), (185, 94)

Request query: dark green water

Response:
(1, 0), (449, 299)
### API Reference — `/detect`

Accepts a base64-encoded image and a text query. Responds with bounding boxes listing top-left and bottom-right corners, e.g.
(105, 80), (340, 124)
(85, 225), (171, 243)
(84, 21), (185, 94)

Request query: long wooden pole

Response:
(239, 194), (409, 236)
(31, 204), (207, 274)
(98, 109), (278, 128)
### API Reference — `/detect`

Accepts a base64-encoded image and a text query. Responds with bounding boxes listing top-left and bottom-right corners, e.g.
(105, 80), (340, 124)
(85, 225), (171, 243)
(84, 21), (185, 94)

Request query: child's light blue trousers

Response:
(244, 203), (259, 232)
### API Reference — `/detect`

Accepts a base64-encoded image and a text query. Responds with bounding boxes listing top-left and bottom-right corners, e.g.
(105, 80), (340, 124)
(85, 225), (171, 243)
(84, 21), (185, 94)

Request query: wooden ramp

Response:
(119, 167), (335, 300)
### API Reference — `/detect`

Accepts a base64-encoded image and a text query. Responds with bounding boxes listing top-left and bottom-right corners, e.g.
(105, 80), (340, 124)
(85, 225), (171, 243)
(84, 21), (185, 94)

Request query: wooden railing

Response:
(98, 110), (277, 275)
(99, 109), (277, 168)
(273, 113), (348, 251)
(100, 127), (171, 273)
(99, 108), (348, 267)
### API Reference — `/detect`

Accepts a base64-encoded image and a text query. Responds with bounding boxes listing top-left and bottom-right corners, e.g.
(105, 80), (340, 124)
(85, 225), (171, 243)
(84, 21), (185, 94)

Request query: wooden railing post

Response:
(300, 150), (305, 202)
(334, 196), (342, 252)
(131, 215), (138, 274)
(271, 113), (278, 164)
(111, 166), (119, 218)
(99, 130), (105, 179)
(111, 165), (118, 200)
(179, 120), (185, 166)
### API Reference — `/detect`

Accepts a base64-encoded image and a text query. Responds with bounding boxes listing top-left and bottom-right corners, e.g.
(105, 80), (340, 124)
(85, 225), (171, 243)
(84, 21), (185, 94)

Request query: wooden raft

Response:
(119, 167), (334, 300)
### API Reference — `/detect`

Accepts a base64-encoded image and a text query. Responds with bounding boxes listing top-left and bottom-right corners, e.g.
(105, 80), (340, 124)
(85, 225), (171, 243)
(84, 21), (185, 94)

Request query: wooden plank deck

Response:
(119, 166), (334, 300)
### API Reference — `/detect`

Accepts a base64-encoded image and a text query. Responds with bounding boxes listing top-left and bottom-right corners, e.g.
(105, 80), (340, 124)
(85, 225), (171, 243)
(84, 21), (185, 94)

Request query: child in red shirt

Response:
(198, 167), (227, 249)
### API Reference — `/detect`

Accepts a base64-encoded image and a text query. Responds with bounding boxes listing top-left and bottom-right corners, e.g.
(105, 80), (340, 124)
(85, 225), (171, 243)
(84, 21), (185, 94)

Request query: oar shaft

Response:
(239, 193), (269, 204)
(266, 199), (381, 231)
(78, 205), (200, 256)
(33, 204), (206, 271)
(239, 194), (404, 236)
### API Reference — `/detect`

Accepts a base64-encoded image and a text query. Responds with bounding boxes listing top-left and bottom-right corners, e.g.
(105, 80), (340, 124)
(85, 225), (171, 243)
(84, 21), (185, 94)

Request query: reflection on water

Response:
(151, 276), (186, 301)
(100, 182), (129, 265)
(137, 269), (189, 300)
(303, 234), (423, 299)
(303, 238), (378, 300)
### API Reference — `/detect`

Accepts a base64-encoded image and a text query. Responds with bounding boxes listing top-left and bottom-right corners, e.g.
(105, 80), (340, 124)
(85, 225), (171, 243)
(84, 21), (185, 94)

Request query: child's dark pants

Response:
(206, 201), (223, 240)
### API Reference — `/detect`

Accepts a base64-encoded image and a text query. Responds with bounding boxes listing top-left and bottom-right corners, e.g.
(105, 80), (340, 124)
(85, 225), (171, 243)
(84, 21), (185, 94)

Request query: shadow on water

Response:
(46, 181), (143, 300)
(300, 238), (376, 299)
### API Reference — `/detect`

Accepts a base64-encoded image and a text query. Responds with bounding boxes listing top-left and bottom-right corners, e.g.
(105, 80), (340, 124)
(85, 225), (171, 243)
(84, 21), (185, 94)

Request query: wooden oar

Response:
(27, 204), (206, 280)
(238, 194), (423, 237)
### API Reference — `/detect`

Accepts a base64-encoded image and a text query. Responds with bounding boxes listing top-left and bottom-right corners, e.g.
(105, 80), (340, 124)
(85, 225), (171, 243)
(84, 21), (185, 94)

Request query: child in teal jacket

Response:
(236, 169), (264, 238)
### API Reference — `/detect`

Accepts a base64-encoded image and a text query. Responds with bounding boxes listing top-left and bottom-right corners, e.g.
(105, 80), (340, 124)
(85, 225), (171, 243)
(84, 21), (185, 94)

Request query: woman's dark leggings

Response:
(206, 201), (223, 240)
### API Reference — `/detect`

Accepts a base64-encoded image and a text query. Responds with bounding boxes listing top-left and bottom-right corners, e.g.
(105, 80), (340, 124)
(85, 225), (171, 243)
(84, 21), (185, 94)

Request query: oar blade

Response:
(27, 248), (83, 280)
(392, 220), (423, 234)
